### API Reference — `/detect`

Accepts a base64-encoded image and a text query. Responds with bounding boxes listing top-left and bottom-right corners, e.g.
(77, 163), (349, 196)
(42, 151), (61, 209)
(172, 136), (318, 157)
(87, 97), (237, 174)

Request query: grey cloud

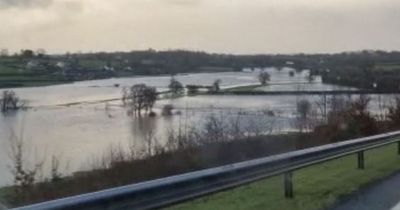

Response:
(0, 0), (53, 9)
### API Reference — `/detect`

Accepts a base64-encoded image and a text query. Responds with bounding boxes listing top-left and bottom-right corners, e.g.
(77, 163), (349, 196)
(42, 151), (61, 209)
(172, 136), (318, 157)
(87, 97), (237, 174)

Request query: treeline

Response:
(3, 49), (400, 90)
(52, 50), (400, 90)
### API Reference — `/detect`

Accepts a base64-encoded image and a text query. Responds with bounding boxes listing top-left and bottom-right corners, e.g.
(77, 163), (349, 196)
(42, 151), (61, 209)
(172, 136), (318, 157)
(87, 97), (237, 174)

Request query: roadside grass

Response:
(167, 143), (400, 210)
(0, 187), (13, 207)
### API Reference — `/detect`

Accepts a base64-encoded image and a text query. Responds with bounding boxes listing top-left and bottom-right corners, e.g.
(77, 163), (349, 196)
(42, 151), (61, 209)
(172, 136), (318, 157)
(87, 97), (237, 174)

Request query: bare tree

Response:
(203, 114), (226, 142)
(1, 90), (24, 113)
(143, 86), (157, 112)
(168, 77), (184, 95)
(122, 84), (157, 115)
(296, 99), (312, 132)
(388, 97), (400, 128)
(209, 79), (222, 93)
(258, 72), (271, 85)
(8, 131), (43, 201)
(315, 94), (328, 122)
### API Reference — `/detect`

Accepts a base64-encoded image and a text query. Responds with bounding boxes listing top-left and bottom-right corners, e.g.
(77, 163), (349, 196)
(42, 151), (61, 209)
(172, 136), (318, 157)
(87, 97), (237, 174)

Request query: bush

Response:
(313, 95), (379, 142)
(168, 77), (184, 95)
(186, 85), (199, 95)
(162, 104), (174, 116)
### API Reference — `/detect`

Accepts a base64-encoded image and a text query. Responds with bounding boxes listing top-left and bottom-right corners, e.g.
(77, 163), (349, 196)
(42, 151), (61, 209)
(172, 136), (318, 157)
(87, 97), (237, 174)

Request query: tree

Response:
(122, 84), (157, 115)
(20, 49), (35, 58)
(168, 77), (184, 95)
(210, 79), (221, 93)
(186, 85), (199, 95)
(143, 86), (157, 112)
(388, 97), (400, 128)
(314, 95), (379, 142)
(258, 72), (271, 85)
(296, 99), (312, 132)
(36, 49), (46, 58)
(1, 90), (23, 113)
(162, 104), (174, 116)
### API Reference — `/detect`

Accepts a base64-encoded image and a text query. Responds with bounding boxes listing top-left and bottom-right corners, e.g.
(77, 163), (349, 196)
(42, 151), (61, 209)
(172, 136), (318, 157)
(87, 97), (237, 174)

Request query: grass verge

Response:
(167, 143), (400, 210)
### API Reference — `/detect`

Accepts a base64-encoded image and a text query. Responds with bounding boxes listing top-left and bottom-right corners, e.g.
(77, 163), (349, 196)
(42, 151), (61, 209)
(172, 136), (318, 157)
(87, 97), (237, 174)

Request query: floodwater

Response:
(0, 68), (395, 186)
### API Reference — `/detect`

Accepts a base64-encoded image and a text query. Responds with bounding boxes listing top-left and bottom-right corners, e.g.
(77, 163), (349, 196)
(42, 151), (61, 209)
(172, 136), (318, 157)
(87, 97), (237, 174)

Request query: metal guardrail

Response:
(12, 131), (400, 210)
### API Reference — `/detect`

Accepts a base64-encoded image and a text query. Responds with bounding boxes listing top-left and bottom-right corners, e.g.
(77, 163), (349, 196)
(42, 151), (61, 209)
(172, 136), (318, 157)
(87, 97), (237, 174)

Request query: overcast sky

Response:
(1, 0), (400, 54)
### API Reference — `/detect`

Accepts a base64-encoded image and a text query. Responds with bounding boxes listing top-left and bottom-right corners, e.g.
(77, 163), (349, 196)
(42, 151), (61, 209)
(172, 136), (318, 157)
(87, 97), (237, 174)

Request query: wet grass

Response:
(0, 187), (13, 208)
(167, 143), (400, 210)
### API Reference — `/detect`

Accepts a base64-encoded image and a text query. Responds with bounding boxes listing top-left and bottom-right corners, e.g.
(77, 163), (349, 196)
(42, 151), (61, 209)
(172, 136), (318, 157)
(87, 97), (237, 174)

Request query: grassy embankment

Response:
(168, 143), (400, 210)
(0, 133), (325, 207)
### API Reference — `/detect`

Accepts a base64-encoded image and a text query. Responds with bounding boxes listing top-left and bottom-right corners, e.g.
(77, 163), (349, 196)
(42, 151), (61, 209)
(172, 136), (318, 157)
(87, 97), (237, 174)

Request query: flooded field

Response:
(0, 68), (395, 186)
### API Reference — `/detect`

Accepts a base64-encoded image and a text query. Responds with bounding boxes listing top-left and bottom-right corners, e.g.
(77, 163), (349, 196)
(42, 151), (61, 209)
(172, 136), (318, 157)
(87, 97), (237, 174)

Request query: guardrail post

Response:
(284, 172), (293, 198)
(357, 151), (365, 169)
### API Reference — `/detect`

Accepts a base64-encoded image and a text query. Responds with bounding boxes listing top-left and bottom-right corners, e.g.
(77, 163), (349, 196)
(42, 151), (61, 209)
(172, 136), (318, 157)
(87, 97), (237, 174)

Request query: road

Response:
(330, 171), (400, 210)
(0, 203), (6, 210)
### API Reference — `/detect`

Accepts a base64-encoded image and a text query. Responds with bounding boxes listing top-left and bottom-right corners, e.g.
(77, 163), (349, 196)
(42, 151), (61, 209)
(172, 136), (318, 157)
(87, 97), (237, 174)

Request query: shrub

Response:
(162, 104), (174, 116)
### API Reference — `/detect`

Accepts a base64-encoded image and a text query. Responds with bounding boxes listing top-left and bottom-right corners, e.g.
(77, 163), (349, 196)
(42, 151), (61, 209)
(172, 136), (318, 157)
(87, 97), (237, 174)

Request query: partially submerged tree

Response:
(258, 71), (271, 85)
(168, 77), (184, 95)
(1, 90), (24, 113)
(162, 104), (174, 116)
(209, 79), (222, 93)
(186, 85), (199, 95)
(122, 84), (157, 115)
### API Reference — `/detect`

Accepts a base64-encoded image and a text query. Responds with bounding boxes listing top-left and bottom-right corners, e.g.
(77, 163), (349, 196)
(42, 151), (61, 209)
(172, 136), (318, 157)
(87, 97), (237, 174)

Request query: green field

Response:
(167, 144), (400, 210)
(374, 63), (400, 72)
(0, 57), (67, 88)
